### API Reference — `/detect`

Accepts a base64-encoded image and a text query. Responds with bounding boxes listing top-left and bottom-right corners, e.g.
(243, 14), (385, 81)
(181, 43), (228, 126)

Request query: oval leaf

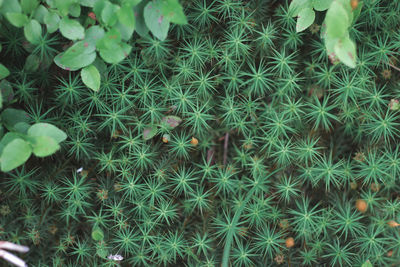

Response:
(143, 125), (158, 140)
(313, 0), (333, 11)
(334, 36), (356, 68)
(5, 12), (29, 27)
(30, 135), (60, 157)
(44, 11), (60, 33)
(54, 41), (96, 71)
(161, 0), (187, 24)
(325, 1), (349, 39)
(144, 0), (170, 41)
(24, 54), (40, 72)
(21, 0), (39, 14)
(91, 228), (104, 241)
(33, 5), (49, 23)
(288, 0), (310, 17)
(1, 108), (30, 131)
(28, 123), (67, 143)
(0, 64), (10, 79)
(160, 116), (182, 130)
(296, 8), (315, 32)
(59, 17), (85, 40)
(84, 25), (105, 50)
(134, 1), (150, 37)
(81, 65), (100, 92)
(0, 138), (32, 172)
(24, 19), (42, 44)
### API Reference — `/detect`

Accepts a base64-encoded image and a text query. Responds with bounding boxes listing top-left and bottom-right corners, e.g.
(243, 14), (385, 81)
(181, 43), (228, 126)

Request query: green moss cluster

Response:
(1, 0), (400, 266)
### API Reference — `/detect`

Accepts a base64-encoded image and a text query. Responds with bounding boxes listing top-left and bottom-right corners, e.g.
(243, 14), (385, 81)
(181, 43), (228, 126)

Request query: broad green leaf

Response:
(54, 41), (96, 71)
(69, 3), (81, 17)
(361, 260), (373, 267)
(30, 135), (60, 157)
(134, 1), (150, 37)
(0, 132), (21, 155)
(161, 0), (187, 24)
(93, 0), (106, 18)
(14, 122), (31, 134)
(313, 0), (333, 11)
(24, 19), (42, 44)
(92, 57), (107, 77)
(0, 80), (14, 102)
(296, 8), (315, 32)
(80, 0), (96, 7)
(44, 11), (60, 33)
(81, 65), (100, 91)
(54, 0), (75, 16)
(0, 64), (10, 79)
(325, 1), (349, 38)
(96, 248), (108, 258)
(96, 28), (122, 49)
(45, 0), (55, 8)
(28, 123), (67, 143)
(0, 138), (32, 172)
(33, 5), (49, 23)
(116, 4), (136, 39)
(91, 228), (104, 241)
(21, 0), (39, 14)
(98, 42), (131, 64)
(0, 0), (21, 13)
(84, 25), (105, 50)
(59, 17), (85, 40)
(115, 21), (134, 40)
(101, 2), (119, 26)
(124, 0), (142, 6)
(334, 36), (356, 68)
(1, 108), (30, 131)
(96, 29), (131, 63)
(288, 0), (310, 17)
(5, 12), (28, 27)
(352, 1), (363, 24)
(160, 116), (182, 130)
(144, 0), (170, 41)
(24, 54), (40, 72)
(143, 125), (157, 140)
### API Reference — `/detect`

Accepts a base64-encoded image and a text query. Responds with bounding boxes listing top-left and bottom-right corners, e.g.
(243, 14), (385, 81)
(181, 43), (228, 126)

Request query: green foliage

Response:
(0, 0), (188, 90)
(290, 0), (361, 68)
(0, 107), (66, 171)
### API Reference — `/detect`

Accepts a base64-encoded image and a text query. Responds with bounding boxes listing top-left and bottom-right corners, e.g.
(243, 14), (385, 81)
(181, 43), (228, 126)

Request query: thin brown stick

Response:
(388, 62), (400, 72)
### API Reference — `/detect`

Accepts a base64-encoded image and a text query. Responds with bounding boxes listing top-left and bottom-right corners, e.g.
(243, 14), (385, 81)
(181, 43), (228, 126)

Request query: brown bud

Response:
(285, 237), (295, 248)
(356, 199), (368, 213)
(388, 220), (400, 228)
(350, 0), (359, 10)
(190, 137), (199, 146)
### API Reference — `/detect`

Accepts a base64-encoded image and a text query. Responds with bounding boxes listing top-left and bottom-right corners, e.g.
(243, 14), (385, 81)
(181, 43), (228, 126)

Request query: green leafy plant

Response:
(290, 0), (363, 67)
(0, 108), (67, 171)
(0, 0), (188, 91)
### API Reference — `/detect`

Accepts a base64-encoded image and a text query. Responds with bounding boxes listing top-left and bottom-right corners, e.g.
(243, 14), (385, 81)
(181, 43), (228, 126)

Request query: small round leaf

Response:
(91, 228), (104, 241)
(24, 19), (42, 44)
(0, 138), (32, 172)
(28, 123), (67, 143)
